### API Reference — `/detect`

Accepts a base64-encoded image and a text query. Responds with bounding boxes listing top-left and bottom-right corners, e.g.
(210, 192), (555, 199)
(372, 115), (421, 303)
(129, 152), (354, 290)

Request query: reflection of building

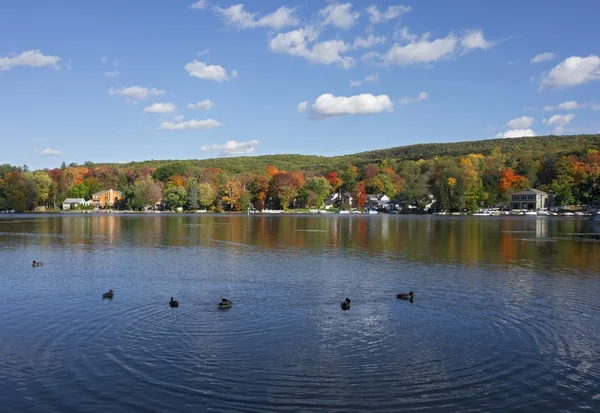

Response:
(510, 189), (552, 211)
(62, 198), (92, 210)
(92, 189), (122, 208)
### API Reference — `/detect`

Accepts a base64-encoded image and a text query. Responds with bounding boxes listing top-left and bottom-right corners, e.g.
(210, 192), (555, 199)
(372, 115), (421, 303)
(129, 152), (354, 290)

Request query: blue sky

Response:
(1, 0), (599, 170)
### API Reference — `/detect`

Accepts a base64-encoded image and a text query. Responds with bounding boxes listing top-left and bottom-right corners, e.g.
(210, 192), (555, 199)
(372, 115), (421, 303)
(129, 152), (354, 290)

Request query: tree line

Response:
(1, 135), (599, 213)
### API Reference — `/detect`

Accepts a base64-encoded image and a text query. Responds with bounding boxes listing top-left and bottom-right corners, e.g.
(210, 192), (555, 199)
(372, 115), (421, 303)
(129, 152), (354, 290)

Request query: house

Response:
(324, 192), (354, 209)
(92, 189), (122, 208)
(365, 194), (390, 210)
(510, 189), (553, 211)
(62, 198), (91, 210)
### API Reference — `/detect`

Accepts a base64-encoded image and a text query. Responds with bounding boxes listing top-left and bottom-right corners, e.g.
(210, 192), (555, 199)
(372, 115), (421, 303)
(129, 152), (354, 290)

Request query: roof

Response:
(92, 189), (123, 196)
(63, 198), (86, 203)
(511, 188), (550, 196)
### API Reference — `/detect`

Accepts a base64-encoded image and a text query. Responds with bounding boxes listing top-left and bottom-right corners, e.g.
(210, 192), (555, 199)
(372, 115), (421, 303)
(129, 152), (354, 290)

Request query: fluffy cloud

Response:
(104, 71), (120, 77)
(461, 30), (493, 50)
(349, 73), (378, 87)
(383, 29), (457, 65)
(108, 86), (166, 102)
(398, 91), (429, 105)
(201, 140), (259, 156)
(39, 148), (62, 156)
(0, 50), (61, 71)
(188, 99), (214, 110)
(366, 5), (411, 24)
(542, 114), (575, 133)
(190, 0), (208, 9)
(543, 100), (600, 111)
(531, 52), (557, 63)
(158, 118), (223, 130)
(506, 116), (535, 129)
(184, 60), (236, 81)
(318, 3), (359, 30)
(353, 34), (386, 49)
(269, 27), (354, 69)
(495, 129), (536, 139)
(382, 27), (492, 66)
(296, 101), (308, 113)
(214, 4), (298, 30)
(143, 102), (176, 114)
(299, 93), (393, 118)
(540, 55), (600, 89)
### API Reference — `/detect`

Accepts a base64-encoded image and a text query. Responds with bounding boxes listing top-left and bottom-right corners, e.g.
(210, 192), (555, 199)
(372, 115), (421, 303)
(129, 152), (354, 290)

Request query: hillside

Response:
(103, 134), (600, 175)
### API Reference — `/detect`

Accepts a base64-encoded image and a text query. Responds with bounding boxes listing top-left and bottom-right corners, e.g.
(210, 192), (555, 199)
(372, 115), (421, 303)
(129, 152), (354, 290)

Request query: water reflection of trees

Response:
(1, 215), (599, 271)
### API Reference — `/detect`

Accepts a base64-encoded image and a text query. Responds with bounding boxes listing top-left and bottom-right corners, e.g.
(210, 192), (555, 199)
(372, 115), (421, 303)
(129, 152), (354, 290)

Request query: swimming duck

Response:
(219, 298), (232, 308)
(169, 297), (179, 308)
(102, 289), (114, 299)
(341, 298), (351, 310)
(397, 291), (415, 300)
(32, 261), (43, 267)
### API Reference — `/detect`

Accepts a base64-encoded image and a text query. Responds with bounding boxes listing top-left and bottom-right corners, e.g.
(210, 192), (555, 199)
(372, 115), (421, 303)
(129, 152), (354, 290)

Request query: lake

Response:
(1, 213), (600, 412)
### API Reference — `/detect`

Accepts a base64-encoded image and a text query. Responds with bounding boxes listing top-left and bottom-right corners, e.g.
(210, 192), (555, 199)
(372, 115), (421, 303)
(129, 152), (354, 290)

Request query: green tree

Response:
(303, 177), (332, 207)
(197, 182), (215, 209)
(187, 182), (199, 210)
(164, 185), (187, 210)
(67, 182), (90, 199)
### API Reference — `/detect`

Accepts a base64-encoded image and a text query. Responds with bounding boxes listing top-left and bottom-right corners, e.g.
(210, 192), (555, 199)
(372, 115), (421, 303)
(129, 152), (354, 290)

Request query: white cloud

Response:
(495, 129), (536, 139)
(0, 50), (61, 71)
(353, 34), (386, 49)
(39, 148), (61, 156)
(296, 101), (308, 113)
(174, 115), (185, 122)
(349, 73), (378, 87)
(101, 56), (108, 63)
(188, 99), (214, 110)
(531, 52), (556, 63)
(523, 106), (536, 111)
(461, 30), (493, 50)
(543, 114), (575, 133)
(197, 48), (209, 56)
(540, 55), (600, 89)
(300, 93), (393, 118)
(366, 5), (411, 24)
(383, 29), (458, 65)
(543, 100), (600, 111)
(108, 86), (166, 102)
(158, 118), (223, 131)
(318, 3), (359, 30)
(143, 102), (176, 114)
(214, 4), (298, 30)
(506, 116), (535, 129)
(201, 140), (259, 156)
(104, 70), (120, 77)
(184, 60), (236, 81)
(398, 91), (429, 105)
(268, 27), (354, 69)
(382, 27), (492, 66)
(360, 51), (380, 62)
(190, 0), (208, 9)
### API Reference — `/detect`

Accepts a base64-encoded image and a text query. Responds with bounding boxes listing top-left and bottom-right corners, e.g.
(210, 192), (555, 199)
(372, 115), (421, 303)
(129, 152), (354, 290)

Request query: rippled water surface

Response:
(1, 214), (600, 412)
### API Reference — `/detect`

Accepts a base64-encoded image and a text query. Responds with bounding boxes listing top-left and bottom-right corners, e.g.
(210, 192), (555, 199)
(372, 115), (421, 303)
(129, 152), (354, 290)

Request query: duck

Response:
(102, 289), (114, 299)
(341, 298), (351, 310)
(169, 297), (179, 308)
(397, 291), (415, 300)
(219, 298), (232, 308)
(32, 260), (43, 267)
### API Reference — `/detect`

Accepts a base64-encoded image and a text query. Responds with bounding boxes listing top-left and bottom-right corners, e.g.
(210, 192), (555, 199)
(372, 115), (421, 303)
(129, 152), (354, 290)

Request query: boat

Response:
(338, 210), (350, 214)
(537, 210), (550, 216)
(523, 211), (537, 216)
(366, 209), (378, 214)
(473, 209), (491, 216)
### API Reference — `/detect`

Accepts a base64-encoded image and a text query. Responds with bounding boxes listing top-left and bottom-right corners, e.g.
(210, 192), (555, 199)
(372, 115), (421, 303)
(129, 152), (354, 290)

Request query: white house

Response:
(62, 198), (92, 210)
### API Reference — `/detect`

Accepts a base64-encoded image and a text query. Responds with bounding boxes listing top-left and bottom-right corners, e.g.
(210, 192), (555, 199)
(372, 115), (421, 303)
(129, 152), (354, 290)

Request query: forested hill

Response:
(107, 134), (600, 175)
(352, 135), (600, 161)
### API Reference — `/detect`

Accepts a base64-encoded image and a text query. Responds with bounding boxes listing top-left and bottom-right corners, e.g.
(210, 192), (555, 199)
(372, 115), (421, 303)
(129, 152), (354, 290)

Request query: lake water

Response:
(1, 213), (600, 412)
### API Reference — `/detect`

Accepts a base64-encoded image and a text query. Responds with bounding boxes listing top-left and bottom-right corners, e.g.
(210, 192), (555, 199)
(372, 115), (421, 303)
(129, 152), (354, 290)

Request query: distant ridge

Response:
(97, 134), (600, 174)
